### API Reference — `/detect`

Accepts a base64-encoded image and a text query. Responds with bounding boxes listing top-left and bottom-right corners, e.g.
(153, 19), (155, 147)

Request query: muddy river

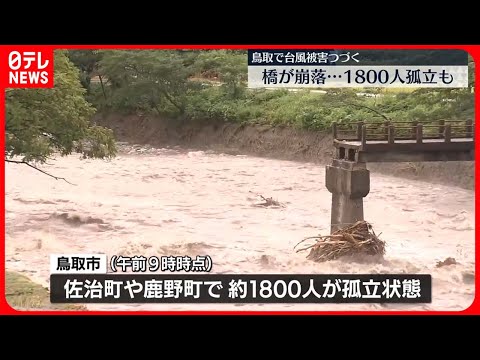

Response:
(5, 144), (475, 311)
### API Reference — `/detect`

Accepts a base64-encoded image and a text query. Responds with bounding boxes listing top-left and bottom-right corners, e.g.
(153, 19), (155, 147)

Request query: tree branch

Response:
(5, 159), (76, 185)
(98, 74), (108, 100)
(41, 132), (64, 149)
(159, 88), (184, 114)
(151, 100), (163, 117)
(343, 101), (391, 122)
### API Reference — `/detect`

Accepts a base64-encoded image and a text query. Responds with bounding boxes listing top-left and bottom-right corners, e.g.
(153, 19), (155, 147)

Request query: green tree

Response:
(67, 50), (108, 100)
(73, 49), (474, 132)
(98, 50), (200, 116)
(6, 51), (116, 176)
(194, 50), (247, 98)
(67, 50), (99, 91)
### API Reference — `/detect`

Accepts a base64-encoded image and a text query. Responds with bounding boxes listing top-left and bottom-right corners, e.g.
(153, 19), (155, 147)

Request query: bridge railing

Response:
(333, 120), (475, 145)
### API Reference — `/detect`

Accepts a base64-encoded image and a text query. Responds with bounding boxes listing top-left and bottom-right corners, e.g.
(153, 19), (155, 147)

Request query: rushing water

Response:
(5, 144), (475, 311)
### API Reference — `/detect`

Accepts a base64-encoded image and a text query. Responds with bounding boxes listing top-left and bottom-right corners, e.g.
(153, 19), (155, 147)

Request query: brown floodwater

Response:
(5, 144), (475, 311)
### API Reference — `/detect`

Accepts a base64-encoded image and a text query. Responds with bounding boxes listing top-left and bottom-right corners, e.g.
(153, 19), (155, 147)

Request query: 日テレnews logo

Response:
(2, 48), (54, 88)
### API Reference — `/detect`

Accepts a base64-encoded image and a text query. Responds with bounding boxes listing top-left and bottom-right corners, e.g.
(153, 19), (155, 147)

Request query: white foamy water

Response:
(5, 145), (475, 312)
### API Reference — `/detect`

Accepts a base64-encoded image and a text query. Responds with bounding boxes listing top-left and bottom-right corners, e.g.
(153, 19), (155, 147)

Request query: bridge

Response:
(325, 120), (475, 233)
(333, 120), (474, 162)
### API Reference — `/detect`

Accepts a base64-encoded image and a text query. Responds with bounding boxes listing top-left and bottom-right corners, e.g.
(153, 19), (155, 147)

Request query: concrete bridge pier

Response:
(325, 159), (370, 234)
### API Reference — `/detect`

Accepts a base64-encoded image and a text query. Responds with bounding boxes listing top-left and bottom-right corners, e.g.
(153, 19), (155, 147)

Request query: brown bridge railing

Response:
(333, 120), (475, 145)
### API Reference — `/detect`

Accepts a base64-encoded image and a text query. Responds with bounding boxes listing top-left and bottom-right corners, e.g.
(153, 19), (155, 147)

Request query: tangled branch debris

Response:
(250, 192), (285, 208)
(436, 257), (457, 268)
(295, 221), (385, 262)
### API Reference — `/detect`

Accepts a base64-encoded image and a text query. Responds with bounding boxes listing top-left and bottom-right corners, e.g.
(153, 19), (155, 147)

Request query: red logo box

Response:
(0, 46), (54, 88)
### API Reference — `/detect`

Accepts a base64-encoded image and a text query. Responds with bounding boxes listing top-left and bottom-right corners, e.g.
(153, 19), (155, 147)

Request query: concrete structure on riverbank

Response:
(326, 120), (475, 233)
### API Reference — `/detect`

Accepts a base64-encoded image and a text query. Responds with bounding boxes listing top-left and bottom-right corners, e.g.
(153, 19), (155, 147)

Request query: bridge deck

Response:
(338, 137), (472, 146)
(332, 120), (475, 163)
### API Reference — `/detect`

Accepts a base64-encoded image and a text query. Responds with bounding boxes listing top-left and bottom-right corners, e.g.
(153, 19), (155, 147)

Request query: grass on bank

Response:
(6, 271), (86, 311)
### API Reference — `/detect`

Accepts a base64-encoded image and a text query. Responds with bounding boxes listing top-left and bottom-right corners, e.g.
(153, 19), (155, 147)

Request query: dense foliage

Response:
(6, 51), (116, 164)
(71, 49), (474, 130)
(5, 49), (475, 166)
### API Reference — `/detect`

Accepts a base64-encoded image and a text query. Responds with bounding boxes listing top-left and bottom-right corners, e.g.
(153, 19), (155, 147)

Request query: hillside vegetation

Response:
(6, 49), (475, 169)
(71, 50), (475, 131)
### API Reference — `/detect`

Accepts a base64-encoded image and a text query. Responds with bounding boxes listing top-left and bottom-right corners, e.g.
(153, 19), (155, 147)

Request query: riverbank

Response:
(5, 271), (86, 311)
(96, 113), (475, 190)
